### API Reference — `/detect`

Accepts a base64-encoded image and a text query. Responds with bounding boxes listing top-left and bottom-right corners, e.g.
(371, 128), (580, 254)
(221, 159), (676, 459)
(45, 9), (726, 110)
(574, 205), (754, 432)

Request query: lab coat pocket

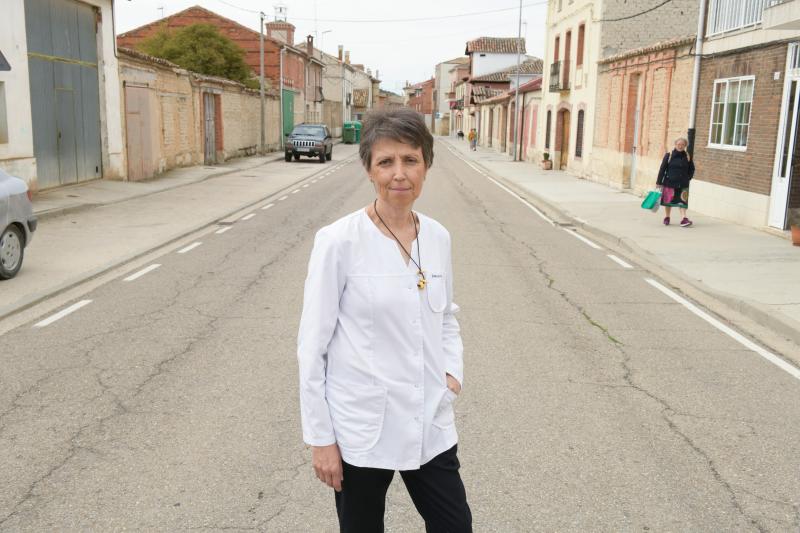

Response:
(327, 381), (387, 452)
(426, 272), (447, 313)
(433, 388), (457, 429)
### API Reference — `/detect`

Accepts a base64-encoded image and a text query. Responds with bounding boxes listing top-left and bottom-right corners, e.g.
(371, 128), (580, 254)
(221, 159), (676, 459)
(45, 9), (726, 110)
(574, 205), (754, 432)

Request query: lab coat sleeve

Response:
(442, 233), (464, 387)
(297, 227), (346, 446)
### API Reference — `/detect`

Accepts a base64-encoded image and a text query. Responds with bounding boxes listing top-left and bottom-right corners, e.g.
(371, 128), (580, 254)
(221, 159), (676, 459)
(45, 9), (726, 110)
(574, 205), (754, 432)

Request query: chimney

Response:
(266, 20), (295, 45)
(376, 70), (379, 80)
(306, 35), (314, 57)
(338, 45), (343, 61)
(344, 51), (350, 64)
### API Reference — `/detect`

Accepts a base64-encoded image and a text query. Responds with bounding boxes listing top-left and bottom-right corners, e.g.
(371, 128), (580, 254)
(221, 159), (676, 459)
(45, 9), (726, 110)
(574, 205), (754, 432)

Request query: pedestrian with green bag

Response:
(656, 137), (695, 227)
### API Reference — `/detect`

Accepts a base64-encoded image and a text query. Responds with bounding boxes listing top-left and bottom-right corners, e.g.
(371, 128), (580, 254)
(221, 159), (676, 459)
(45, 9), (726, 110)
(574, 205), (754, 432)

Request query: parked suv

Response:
(0, 169), (37, 280)
(285, 124), (333, 163)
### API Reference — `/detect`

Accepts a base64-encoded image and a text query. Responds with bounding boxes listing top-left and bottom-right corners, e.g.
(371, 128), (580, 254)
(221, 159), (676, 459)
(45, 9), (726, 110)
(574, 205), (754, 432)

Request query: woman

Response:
(467, 128), (477, 151)
(297, 108), (471, 532)
(656, 137), (696, 227)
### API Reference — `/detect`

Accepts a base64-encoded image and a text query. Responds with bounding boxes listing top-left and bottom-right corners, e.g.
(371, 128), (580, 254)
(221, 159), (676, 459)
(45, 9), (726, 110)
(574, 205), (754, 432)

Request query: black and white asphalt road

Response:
(1, 142), (798, 532)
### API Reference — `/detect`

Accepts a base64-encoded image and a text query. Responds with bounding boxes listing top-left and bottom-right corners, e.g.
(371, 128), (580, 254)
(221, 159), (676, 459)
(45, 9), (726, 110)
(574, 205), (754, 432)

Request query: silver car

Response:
(0, 169), (37, 279)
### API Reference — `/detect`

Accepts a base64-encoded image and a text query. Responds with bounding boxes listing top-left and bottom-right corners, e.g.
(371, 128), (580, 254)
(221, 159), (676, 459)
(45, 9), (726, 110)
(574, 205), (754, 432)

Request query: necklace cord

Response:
(373, 200), (425, 282)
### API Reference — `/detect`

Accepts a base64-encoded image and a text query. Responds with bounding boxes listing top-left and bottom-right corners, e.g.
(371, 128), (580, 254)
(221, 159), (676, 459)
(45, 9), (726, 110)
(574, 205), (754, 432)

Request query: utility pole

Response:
(512, 0), (523, 161)
(259, 11), (265, 155)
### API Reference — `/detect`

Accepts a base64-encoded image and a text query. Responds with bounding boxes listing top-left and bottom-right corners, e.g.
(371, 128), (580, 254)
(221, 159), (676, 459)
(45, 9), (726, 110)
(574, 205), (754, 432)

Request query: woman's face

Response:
(368, 138), (427, 210)
(675, 139), (688, 151)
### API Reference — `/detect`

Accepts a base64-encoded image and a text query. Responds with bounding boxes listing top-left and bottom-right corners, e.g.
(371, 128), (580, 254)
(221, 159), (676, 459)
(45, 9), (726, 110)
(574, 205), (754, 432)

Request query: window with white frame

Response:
(708, 0), (767, 35)
(709, 76), (754, 149)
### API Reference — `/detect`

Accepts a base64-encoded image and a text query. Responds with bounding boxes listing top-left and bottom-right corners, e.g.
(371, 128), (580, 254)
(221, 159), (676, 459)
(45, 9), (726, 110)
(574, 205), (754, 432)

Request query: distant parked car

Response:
(0, 169), (37, 279)
(285, 124), (333, 163)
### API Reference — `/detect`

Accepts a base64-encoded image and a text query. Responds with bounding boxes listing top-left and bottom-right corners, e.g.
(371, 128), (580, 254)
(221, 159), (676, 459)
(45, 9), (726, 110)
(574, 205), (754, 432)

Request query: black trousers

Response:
(334, 445), (472, 533)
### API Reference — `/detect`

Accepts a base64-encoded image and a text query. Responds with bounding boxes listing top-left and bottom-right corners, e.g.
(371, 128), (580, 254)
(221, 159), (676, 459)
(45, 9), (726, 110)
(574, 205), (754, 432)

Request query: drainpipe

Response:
(687, 0), (708, 158)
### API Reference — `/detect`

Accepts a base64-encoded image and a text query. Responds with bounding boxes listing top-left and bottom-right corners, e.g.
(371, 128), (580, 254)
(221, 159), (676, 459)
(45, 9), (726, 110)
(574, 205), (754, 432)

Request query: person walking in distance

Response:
(467, 128), (477, 151)
(297, 108), (472, 532)
(657, 137), (695, 227)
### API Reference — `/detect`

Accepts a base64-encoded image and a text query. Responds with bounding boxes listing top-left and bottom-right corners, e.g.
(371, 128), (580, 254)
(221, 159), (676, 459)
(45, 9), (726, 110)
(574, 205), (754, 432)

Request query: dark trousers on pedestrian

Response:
(334, 445), (472, 533)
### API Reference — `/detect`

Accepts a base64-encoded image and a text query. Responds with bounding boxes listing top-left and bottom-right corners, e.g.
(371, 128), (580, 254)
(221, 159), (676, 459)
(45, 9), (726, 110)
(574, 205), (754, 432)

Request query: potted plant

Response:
(541, 151), (552, 170)
(790, 209), (800, 246)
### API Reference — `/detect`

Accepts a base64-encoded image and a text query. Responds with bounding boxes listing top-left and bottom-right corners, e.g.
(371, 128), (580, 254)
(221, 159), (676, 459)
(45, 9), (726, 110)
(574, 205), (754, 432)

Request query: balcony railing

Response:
(764, 0), (800, 29)
(708, 0), (767, 35)
(549, 60), (570, 92)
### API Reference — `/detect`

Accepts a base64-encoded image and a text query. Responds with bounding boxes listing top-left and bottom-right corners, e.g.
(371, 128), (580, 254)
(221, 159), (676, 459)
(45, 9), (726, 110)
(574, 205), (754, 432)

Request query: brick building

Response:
(405, 79), (435, 128)
(117, 5), (314, 137)
(592, 37), (696, 194)
(690, 0), (800, 231)
(118, 47), (280, 179)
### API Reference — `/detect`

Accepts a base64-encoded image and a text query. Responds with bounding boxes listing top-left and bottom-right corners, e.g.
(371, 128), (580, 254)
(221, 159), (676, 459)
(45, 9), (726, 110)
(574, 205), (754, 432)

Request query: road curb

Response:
(1, 155), (358, 323)
(439, 138), (800, 363)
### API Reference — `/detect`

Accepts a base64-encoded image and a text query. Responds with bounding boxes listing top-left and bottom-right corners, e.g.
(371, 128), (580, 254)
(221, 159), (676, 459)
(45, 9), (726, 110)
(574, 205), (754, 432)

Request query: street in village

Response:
(1, 139), (799, 531)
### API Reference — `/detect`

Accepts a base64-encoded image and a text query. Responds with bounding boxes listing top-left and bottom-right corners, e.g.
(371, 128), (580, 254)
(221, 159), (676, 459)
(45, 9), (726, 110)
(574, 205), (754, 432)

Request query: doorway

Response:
(487, 108), (494, 148)
(624, 74), (643, 190)
(558, 109), (571, 169)
(770, 43), (800, 229)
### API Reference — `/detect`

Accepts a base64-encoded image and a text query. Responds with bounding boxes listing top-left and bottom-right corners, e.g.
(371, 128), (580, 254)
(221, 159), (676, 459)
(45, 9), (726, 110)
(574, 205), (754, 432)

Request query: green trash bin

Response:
(343, 121), (362, 144)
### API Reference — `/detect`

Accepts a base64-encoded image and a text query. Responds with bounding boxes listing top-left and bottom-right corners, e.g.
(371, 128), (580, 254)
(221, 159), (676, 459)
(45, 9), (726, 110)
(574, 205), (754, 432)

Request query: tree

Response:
(139, 24), (256, 88)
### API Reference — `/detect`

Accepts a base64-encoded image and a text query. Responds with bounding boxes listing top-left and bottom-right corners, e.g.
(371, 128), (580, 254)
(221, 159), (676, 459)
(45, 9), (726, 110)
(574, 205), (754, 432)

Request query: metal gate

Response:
(282, 89), (294, 138)
(204, 92), (216, 165)
(124, 85), (155, 181)
(25, 0), (102, 189)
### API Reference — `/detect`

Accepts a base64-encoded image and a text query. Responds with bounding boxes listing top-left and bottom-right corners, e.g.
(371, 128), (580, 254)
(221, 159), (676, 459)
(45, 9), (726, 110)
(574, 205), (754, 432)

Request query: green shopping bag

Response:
(641, 190), (662, 212)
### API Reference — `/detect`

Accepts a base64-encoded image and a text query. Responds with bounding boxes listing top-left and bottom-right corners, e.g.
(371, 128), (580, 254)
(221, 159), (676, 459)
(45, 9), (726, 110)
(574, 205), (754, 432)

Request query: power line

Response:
(596, 0), (673, 22)
(214, 0), (547, 23)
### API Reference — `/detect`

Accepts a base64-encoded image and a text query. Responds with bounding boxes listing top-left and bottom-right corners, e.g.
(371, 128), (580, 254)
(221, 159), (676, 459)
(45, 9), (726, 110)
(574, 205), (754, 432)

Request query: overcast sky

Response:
(115, 0), (548, 93)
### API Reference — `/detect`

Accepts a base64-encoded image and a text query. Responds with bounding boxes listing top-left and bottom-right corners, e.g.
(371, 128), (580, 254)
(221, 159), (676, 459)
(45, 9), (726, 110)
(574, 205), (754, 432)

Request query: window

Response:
(708, 0), (767, 35)
(575, 110), (585, 158)
(577, 25), (585, 67)
(545, 110), (552, 149)
(709, 76), (754, 149)
(554, 36), (560, 62)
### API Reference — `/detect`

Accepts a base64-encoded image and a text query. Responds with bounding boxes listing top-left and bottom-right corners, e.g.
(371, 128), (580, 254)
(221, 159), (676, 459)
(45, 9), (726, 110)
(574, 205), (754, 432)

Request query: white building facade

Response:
(0, 0), (125, 191)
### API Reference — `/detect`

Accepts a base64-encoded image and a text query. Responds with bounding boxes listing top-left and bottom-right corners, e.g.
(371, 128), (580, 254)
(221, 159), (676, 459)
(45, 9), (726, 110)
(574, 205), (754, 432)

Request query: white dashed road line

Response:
(278, 195), (289, 201)
(241, 213), (256, 221)
(562, 228), (603, 250)
(216, 226), (232, 235)
(302, 184), (310, 188)
(261, 203), (275, 210)
(34, 300), (93, 328)
(177, 242), (203, 254)
(607, 254), (633, 269)
(291, 189), (300, 194)
(645, 279), (800, 381)
(123, 264), (161, 282)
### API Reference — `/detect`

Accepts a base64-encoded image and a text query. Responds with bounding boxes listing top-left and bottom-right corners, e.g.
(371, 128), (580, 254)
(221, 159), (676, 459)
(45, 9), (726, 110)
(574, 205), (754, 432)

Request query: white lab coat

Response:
(297, 209), (464, 470)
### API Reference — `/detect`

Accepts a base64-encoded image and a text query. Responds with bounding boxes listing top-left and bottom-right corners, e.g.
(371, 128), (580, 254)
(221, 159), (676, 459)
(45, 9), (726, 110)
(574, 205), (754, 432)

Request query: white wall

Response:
(0, 0), (124, 187)
(0, 0), (36, 184)
(472, 53), (520, 77)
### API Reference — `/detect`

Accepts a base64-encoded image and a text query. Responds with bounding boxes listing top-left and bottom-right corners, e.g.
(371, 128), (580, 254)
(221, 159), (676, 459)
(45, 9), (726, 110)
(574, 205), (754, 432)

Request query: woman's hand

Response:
(446, 373), (461, 395)
(312, 443), (343, 492)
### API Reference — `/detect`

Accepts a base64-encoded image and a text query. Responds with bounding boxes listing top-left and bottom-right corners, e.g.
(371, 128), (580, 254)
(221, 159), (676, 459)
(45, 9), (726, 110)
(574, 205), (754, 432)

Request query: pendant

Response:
(417, 270), (426, 290)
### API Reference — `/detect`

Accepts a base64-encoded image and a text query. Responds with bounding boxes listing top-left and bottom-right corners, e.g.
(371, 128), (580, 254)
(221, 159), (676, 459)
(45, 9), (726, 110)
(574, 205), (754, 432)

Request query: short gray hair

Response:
(359, 108), (434, 170)
(674, 137), (689, 146)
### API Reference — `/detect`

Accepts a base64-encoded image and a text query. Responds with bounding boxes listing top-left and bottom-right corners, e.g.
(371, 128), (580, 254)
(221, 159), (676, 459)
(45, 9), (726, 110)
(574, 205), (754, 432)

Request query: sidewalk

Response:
(1, 144), (359, 320)
(441, 137), (800, 347)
